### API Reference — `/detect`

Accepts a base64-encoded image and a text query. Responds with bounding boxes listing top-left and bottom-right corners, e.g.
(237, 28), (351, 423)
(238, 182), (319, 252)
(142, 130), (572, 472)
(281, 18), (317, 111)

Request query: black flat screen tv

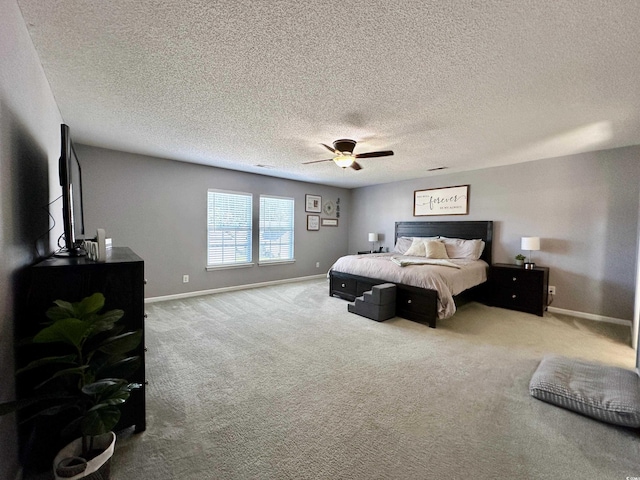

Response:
(55, 123), (86, 257)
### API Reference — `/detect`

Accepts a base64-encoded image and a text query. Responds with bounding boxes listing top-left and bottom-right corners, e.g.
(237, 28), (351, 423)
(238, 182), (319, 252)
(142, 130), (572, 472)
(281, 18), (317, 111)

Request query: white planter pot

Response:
(53, 431), (116, 480)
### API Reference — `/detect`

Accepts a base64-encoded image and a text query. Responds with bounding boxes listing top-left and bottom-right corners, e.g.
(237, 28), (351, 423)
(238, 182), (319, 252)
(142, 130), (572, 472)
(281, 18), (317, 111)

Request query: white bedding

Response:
(329, 252), (488, 319)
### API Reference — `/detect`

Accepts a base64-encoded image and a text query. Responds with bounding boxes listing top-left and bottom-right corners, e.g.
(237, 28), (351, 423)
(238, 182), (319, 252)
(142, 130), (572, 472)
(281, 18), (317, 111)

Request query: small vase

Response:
(515, 259), (524, 266)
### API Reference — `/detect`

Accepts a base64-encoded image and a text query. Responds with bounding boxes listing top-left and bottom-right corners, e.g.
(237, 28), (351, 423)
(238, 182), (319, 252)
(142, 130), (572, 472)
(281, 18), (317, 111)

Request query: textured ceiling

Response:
(16, 0), (640, 188)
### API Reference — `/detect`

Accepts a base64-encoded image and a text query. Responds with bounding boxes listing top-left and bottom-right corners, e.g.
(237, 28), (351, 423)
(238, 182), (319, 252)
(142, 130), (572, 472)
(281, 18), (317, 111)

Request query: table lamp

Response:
(368, 233), (379, 253)
(521, 236), (540, 269)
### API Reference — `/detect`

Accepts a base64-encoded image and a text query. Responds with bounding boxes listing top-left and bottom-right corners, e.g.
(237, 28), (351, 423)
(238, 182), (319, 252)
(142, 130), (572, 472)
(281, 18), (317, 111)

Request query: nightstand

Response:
(490, 263), (549, 316)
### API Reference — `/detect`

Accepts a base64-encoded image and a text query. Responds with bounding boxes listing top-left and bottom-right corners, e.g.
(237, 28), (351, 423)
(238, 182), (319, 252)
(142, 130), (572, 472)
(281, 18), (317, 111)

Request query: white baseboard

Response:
(547, 306), (632, 328)
(145, 274), (327, 303)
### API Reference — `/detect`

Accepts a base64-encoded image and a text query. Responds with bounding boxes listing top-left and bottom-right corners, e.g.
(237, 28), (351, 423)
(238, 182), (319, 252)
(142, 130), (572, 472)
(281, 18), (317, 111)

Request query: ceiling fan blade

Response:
(321, 143), (338, 154)
(302, 158), (333, 165)
(350, 161), (362, 170)
(354, 150), (394, 159)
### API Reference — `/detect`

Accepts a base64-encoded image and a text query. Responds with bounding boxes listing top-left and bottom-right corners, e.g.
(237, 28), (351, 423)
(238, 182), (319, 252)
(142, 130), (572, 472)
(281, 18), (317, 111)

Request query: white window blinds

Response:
(207, 190), (253, 267)
(259, 195), (294, 263)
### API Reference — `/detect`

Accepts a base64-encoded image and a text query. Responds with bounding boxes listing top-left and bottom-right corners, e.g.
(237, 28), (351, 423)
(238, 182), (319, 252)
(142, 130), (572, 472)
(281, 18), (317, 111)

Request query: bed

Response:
(329, 221), (493, 328)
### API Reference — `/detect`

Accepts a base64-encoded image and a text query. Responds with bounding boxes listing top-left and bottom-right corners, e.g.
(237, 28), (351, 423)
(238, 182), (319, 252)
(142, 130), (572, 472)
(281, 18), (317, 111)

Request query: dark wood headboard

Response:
(395, 221), (493, 265)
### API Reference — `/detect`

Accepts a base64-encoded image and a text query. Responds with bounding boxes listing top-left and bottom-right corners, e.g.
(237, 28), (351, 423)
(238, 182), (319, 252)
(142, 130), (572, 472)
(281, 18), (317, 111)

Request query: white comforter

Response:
(329, 252), (488, 319)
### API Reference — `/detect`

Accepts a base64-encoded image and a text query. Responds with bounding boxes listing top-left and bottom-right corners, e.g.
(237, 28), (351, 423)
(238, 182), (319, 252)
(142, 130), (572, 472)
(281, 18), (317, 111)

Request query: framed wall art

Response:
(414, 184), (469, 216)
(307, 215), (320, 231)
(305, 194), (322, 213)
(321, 218), (338, 227)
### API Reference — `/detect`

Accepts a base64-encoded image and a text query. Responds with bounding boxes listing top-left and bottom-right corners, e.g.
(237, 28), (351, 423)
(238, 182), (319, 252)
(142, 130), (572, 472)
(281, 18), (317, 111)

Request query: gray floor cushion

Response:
(529, 354), (640, 427)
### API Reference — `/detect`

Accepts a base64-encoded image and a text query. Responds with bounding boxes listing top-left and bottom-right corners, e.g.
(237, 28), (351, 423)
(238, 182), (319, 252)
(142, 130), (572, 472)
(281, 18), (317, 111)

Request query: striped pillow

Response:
(529, 355), (640, 427)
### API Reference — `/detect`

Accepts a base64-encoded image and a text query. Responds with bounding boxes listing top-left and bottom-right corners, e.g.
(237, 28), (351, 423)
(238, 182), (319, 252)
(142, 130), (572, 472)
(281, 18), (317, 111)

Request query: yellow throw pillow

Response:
(424, 240), (449, 259)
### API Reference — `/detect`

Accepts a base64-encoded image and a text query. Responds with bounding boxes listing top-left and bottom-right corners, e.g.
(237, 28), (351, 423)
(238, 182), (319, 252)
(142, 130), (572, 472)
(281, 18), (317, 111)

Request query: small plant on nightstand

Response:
(515, 254), (526, 266)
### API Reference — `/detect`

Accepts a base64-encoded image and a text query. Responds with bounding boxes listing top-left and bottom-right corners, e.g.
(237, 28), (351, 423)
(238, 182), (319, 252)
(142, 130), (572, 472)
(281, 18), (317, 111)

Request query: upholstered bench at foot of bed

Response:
(529, 354), (640, 427)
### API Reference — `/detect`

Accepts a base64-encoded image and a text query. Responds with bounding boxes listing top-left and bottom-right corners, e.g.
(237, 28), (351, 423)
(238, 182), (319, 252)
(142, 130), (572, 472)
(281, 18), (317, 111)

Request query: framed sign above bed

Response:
(414, 185), (469, 216)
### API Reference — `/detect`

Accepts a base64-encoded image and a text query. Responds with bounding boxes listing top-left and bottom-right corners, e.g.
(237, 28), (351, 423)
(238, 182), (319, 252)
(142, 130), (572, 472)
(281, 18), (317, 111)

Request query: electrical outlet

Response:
(315, 262), (320, 268)
(182, 275), (189, 283)
(548, 286), (556, 295)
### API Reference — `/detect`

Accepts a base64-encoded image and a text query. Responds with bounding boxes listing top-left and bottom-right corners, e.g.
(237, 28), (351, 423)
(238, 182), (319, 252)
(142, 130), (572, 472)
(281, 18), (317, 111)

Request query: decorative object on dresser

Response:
(413, 185), (469, 216)
(15, 247), (146, 474)
(521, 236), (540, 269)
(490, 263), (549, 316)
(514, 253), (526, 266)
(329, 221), (493, 328)
(368, 232), (379, 252)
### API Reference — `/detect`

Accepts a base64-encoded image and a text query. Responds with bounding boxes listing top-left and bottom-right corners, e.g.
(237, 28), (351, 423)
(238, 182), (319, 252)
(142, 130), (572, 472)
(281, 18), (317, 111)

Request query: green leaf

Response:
(34, 366), (88, 390)
(99, 331), (142, 355)
(85, 310), (125, 340)
(33, 318), (91, 347)
(77, 293), (106, 318)
(81, 406), (120, 436)
(46, 300), (75, 321)
(16, 355), (78, 375)
(2, 394), (79, 421)
(96, 395), (128, 406)
(82, 378), (127, 396)
(96, 356), (140, 380)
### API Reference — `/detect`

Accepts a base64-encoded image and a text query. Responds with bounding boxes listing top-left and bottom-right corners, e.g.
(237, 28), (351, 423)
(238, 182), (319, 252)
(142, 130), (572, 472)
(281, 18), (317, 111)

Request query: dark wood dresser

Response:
(22, 247), (146, 433)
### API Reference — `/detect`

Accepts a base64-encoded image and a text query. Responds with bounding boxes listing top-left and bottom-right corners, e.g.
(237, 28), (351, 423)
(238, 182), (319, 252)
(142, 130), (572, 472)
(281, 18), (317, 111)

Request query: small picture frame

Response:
(321, 218), (338, 227)
(307, 215), (320, 231)
(305, 194), (322, 213)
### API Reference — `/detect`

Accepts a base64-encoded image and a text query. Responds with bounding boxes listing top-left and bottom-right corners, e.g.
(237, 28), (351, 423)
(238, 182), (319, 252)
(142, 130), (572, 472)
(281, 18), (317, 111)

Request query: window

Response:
(259, 195), (294, 263)
(207, 190), (253, 268)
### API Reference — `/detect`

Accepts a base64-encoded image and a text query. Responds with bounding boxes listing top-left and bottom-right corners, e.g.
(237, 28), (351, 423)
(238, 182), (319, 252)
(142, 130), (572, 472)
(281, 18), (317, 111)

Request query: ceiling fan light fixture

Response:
(334, 154), (355, 168)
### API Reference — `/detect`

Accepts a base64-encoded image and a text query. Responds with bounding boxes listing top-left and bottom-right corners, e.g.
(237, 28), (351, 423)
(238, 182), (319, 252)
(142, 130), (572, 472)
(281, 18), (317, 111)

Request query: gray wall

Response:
(0, 0), (64, 478)
(78, 146), (351, 298)
(349, 146), (640, 321)
(79, 142), (640, 322)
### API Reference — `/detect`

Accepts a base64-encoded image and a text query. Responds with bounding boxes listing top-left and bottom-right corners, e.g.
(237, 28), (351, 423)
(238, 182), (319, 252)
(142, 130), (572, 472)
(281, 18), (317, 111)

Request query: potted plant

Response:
(515, 254), (526, 266)
(0, 293), (142, 479)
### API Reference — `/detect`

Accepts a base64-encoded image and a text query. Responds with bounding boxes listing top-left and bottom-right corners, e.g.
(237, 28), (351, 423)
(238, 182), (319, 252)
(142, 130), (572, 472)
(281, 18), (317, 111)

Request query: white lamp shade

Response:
(521, 237), (540, 251)
(368, 233), (379, 242)
(334, 155), (355, 168)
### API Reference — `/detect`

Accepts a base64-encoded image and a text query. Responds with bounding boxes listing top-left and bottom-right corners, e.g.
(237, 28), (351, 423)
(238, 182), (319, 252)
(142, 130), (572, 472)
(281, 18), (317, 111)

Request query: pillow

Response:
(400, 237), (439, 256)
(404, 237), (427, 256)
(424, 240), (449, 259)
(440, 237), (485, 260)
(393, 237), (413, 254)
(529, 355), (640, 427)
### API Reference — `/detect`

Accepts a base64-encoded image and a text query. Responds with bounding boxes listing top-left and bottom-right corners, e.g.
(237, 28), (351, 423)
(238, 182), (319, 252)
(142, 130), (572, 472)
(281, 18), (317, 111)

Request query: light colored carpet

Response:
(111, 279), (638, 479)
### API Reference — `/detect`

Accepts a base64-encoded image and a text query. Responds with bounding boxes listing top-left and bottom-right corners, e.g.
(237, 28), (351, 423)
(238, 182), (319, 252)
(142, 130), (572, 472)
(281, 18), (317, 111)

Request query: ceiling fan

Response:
(302, 139), (394, 170)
